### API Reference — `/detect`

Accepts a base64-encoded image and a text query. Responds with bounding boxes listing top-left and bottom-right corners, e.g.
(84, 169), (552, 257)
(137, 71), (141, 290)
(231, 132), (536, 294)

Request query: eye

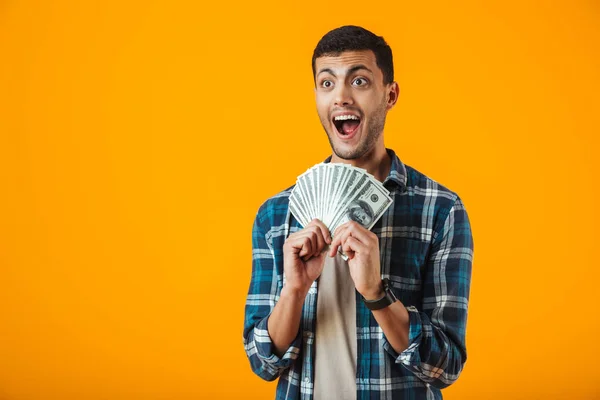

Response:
(352, 77), (368, 86)
(321, 80), (333, 88)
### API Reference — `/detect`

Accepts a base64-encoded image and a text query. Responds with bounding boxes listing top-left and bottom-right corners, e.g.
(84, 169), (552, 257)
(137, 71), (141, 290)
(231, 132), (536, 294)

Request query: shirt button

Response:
(304, 377), (310, 383)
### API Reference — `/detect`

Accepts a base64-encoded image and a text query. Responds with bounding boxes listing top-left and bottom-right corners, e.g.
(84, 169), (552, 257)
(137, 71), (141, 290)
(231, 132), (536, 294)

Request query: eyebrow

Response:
(317, 64), (374, 78)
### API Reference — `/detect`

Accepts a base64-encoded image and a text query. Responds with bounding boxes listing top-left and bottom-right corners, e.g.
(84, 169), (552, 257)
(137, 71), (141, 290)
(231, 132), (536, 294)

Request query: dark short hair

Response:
(312, 25), (394, 85)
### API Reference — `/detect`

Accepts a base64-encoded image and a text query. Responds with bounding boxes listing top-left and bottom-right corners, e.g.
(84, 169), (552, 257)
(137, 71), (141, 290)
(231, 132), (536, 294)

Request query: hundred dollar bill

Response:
(288, 162), (393, 261)
(333, 177), (392, 231)
(331, 176), (392, 260)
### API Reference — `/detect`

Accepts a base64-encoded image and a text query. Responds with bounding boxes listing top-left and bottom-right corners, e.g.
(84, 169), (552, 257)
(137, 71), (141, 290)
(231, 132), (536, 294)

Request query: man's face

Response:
(314, 50), (395, 160)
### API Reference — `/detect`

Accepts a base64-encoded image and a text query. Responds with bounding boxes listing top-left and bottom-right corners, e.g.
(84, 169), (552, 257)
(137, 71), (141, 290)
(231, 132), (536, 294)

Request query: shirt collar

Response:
(323, 148), (407, 191)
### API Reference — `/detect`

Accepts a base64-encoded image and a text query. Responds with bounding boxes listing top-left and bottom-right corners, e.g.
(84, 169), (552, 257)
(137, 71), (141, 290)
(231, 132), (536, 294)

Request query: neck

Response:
(330, 144), (391, 183)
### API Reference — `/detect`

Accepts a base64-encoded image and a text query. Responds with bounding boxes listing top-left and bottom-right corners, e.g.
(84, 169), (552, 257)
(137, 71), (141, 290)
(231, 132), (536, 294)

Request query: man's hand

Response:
(283, 219), (331, 295)
(329, 221), (383, 300)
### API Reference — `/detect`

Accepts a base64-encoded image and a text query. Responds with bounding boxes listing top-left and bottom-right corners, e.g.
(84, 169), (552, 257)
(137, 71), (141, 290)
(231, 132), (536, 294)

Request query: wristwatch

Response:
(363, 278), (397, 310)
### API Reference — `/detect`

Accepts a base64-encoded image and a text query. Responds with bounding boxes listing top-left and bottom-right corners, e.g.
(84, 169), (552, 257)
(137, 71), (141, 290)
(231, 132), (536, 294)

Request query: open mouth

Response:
(333, 114), (361, 138)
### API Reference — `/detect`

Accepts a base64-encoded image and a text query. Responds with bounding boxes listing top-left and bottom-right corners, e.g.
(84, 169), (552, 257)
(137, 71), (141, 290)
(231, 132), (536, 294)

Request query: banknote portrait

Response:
(346, 199), (374, 227)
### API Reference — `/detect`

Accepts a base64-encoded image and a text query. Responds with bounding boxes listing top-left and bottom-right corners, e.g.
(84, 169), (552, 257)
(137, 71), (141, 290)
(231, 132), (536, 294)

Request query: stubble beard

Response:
(321, 101), (388, 160)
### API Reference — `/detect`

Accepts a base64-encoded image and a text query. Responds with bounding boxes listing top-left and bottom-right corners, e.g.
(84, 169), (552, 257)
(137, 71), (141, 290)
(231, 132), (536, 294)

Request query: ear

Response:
(386, 82), (400, 110)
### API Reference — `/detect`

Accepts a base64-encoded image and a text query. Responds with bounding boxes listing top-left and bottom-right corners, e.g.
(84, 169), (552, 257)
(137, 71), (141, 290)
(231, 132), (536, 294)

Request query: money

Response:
(290, 163), (393, 260)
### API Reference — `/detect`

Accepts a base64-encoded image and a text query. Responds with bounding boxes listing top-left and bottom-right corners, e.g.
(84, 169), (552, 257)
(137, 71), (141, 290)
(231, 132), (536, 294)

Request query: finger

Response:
(329, 225), (349, 257)
(342, 235), (367, 256)
(294, 236), (313, 259)
(291, 228), (324, 261)
(337, 226), (358, 253)
(335, 233), (352, 259)
(341, 236), (357, 260)
(304, 221), (329, 258)
(308, 219), (332, 245)
(332, 222), (350, 239)
(288, 231), (313, 251)
(302, 230), (319, 262)
(341, 244), (355, 260)
(306, 225), (326, 258)
(342, 221), (375, 245)
(335, 222), (374, 259)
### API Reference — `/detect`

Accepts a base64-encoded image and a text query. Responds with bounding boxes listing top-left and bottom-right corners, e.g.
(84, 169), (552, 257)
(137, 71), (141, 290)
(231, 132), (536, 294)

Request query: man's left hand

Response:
(328, 221), (383, 300)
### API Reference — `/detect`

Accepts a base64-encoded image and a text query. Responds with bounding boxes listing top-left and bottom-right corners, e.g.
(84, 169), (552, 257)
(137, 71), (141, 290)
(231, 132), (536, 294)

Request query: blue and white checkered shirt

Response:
(243, 149), (474, 400)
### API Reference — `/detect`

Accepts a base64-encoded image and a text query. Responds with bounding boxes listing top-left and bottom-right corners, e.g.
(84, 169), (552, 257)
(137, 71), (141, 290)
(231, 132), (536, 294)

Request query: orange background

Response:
(1, 1), (599, 399)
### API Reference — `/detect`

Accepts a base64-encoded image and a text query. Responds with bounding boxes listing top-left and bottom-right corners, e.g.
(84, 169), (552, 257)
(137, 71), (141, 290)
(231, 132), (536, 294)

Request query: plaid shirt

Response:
(243, 149), (474, 400)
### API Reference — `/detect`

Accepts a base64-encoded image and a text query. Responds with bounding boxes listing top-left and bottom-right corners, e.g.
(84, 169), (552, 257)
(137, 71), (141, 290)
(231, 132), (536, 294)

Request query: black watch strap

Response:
(363, 278), (397, 310)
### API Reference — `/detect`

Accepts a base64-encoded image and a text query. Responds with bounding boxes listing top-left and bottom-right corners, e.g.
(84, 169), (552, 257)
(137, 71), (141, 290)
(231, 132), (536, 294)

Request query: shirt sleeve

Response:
(243, 204), (303, 381)
(382, 196), (474, 389)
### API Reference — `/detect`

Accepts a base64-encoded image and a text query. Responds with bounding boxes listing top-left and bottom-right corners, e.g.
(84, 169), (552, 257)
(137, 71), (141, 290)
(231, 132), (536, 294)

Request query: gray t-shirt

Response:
(313, 253), (357, 400)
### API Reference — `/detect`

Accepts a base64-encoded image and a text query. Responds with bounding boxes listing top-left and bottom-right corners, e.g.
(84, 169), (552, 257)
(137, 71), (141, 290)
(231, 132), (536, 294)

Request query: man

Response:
(243, 25), (474, 400)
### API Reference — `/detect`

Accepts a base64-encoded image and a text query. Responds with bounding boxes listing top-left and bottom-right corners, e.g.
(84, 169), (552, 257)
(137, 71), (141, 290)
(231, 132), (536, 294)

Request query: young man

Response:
(244, 25), (474, 400)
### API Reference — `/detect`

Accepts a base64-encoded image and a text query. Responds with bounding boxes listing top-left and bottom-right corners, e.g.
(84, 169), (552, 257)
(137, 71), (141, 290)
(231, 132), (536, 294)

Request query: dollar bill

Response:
(289, 163), (393, 260)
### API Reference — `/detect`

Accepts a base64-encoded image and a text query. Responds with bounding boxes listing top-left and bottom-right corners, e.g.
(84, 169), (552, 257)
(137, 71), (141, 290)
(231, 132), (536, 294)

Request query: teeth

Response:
(334, 115), (360, 121)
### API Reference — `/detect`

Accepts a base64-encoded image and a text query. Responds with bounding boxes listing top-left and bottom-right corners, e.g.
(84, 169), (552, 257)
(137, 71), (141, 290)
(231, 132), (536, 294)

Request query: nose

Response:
(334, 83), (354, 107)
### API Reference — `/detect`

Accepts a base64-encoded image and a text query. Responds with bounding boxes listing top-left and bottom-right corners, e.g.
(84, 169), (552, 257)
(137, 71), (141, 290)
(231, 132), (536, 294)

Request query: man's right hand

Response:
(282, 219), (331, 295)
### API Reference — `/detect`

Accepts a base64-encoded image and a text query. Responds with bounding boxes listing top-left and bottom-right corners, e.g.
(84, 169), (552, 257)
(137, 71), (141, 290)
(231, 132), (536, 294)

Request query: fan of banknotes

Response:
(289, 163), (393, 236)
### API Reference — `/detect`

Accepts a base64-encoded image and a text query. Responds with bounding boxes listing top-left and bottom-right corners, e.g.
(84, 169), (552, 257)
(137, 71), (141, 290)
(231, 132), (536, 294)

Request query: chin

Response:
(325, 128), (371, 160)
(332, 145), (368, 160)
